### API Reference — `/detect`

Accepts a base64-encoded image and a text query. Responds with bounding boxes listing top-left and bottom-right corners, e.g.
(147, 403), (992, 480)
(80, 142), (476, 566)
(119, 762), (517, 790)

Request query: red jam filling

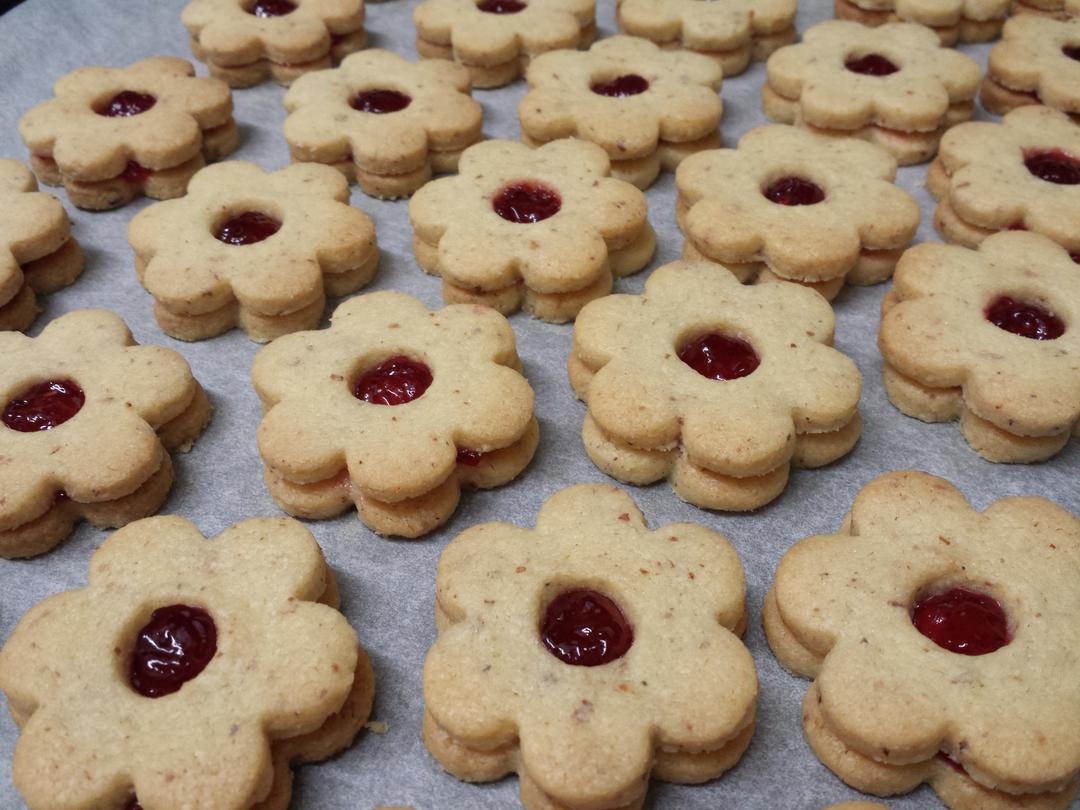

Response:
(763, 176), (825, 206)
(350, 89), (412, 114)
(214, 211), (282, 245)
(540, 589), (633, 667)
(936, 752), (969, 776)
(456, 447), (487, 466)
(3, 379), (85, 432)
(1063, 45), (1080, 61)
(248, 0), (297, 16)
(1024, 149), (1080, 185)
(124, 797), (143, 810)
(1071, 252), (1080, 264)
(477, 0), (526, 11)
(352, 356), (433, 406)
(129, 605), (217, 698)
(678, 333), (760, 381)
(96, 91), (156, 118)
(985, 296), (1065, 340)
(121, 161), (152, 185)
(845, 54), (899, 76)
(492, 182), (561, 223)
(912, 587), (1010, 656)
(590, 74), (650, 97)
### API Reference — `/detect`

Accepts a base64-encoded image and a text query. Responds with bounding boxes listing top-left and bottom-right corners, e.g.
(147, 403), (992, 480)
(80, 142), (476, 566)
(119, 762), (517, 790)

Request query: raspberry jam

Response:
(763, 176), (826, 206)
(1071, 252), (1080, 264)
(350, 89), (412, 114)
(1024, 150), (1080, 185)
(3, 379), (85, 432)
(96, 91), (156, 118)
(845, 54), (899, 76)
(477, 0), (526, 11)
(214, 211), (282, 245)
(248, 0), (297, 16)
(937, 752), (969, 776)
(124, 797), (143, 810)
(456, 447), (487, 466)
(352, 356), (433, 406)
(678, 333), (760, 381)
(121, 161), (152, 185)
(911, 588), (1010, 656)
(129, 605), (217, 698)
(985, 296), (1065, 340)
(590, 74), (650, 97)
(540, 589), (633, 667)
(492, 182), (562, 223)
(1063, 45), (1080, 61)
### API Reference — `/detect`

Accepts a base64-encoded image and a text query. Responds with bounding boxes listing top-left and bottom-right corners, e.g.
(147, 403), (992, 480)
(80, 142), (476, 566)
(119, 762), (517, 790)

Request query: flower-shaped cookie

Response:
(570, 260), (862, 511)
(0, 310), (210, 559)
(253, 291), (538, 538)
(1012, 0), (1080, 19)
(0, 159), (84, 332)
(764, 21), (981, 165)
(676, 125), (919, 291)
(520, 36), (723, 189)
(879, 232), (1080, 463)
(765, 471), (1080, 809)
(834, 0), (1008, 45)
(615, 0), (797, 76)
(0, 515), (371, 809)
(424, 483), (757, 810)
(284, 49), (483, 199)
(414, 0), (596, 88)
(928, 106), (1080, 257)
(128, 161), (378, 343)
(409, 139), (654, 323)
(182, 0), (367, 88)
(981, 16), (1080, 119)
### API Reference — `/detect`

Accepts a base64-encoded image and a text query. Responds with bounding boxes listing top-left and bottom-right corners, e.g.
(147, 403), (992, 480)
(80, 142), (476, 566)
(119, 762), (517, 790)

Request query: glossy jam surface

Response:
(985, 296), (1065, 340)
(492, 182), (562, 223)
(1071, 252), (1080, 264)
(97, 91), (156, 118)
(124, 797), (143, 810)
(129, 605), (217, 698)
(540, 589), (633, 667)
(350, 89), (412, 114)
(214, 211), (282, 245)
(456, 447), (487, 466)
(3, 380), (85, 432)
(352, 356), (433, 406)
(936, 752), (968, 776)
(590, 74), (650, 97)
(1024, 150), (1080, 185)
(763, 176), (826, 206)
(845, 53), (899, 76)
(121, 161), (152, 185)
(678, 333), (760, 381)
(1063, 45), (1080, 61)
(477, 0), (526, 11)
(248, 0), (297, 16)
(912, 588), (1010, 656)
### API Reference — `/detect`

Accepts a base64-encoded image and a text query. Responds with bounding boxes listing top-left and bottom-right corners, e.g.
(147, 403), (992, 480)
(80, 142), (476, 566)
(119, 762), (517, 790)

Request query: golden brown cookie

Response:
(519, 35), (723, 189)
(408, 138), (654, 323)
(128, 161), (378, 342)
(765, 470), (1080, 810)
(0, 515), (372, 809)
(19, 57), (238, 210)
(182, 0), (367, 87)
(833, 0), (1008, 45)
(570, 259), (862, 512)
(423, 483), (757, 810)
(252, 291), (538, 538)
(980, 16), (1080, 119)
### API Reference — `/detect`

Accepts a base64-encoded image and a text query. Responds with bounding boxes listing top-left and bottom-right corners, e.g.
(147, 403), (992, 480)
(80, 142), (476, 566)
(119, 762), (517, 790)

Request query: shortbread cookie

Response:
(0, 515), (374, 809)
(615, 0), (797, 76)
(981, 16), (1080, 119)
(253, 291), (538, 538)
(414, 0), (596, 88)
(765, 470), (1080, 810)
(834, 0), (1008, 45)
(0, 159), (84, 332)
(283, 49), (483, 199)
(927, 106), (1080, 257)
(1011, 0), (1079, 19)
(128, 161), (378, 342)
(19, 57), (238, 211)
(676, 124), (919, 296)
(520, 36), (723, 189)
(423, 483), (757, 810)
(570, 260), (861, 512)
(182, 0), (367, 88)
(409, 139), (654, 322)
(764, 21), (980, 166)
(0, 310), (210, 559)
(879, 232), (1080, 463)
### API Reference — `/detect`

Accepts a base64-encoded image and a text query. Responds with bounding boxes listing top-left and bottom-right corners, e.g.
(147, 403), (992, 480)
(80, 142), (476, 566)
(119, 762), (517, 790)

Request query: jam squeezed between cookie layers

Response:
(248, 0), (297, 16)
(911, 587), (1010, 655)
(352, 356), (433, 405)
(96, 91), (156, 118)
(493, 182), (561, 223)
(590, 74), (650, 97)
(2, 379), (85, 432)
(477, 0), (526, 12)
(214, 211), (282, 245)
(541, 588), (633, 666)
(678, 333), (760, 381)
(456, 447), (487, 466)
(1064, 45), (1080, 61)
(844, 54), (899, 76)
(985, 296), (1065, 341)
(1023, 149), (1080, 185)
(763, 176), (825, 206)
(121, 161), (153, 185)
(129, 605), (218, 698)
(351, 90), (412, 114)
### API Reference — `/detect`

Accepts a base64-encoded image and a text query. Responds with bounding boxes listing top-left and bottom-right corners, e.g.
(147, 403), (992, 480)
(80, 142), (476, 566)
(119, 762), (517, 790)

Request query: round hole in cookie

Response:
(678, 332), (760, 381)
(213, 210), (282, 246)
(762, 176), (826, 206)
(590, 74), (650, 97)
(1063, 45), (1080, 61)
(540, 588), (634, 667)
(352, 355), (433, 406)
(350, 89), (412, 114)
(246, 0), (297, 16)
(492, 181), (562, 224)
(911, 587), (1010, 656)
(129, 604), (218, 698)
(3, 379), (85, 432)
(985, 295), (1065, 340)
(476, 0), (527, 12)
(94, 91), (156, 118)
(844, 53), (900, 76)
(1023, 149), (1080, 185)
